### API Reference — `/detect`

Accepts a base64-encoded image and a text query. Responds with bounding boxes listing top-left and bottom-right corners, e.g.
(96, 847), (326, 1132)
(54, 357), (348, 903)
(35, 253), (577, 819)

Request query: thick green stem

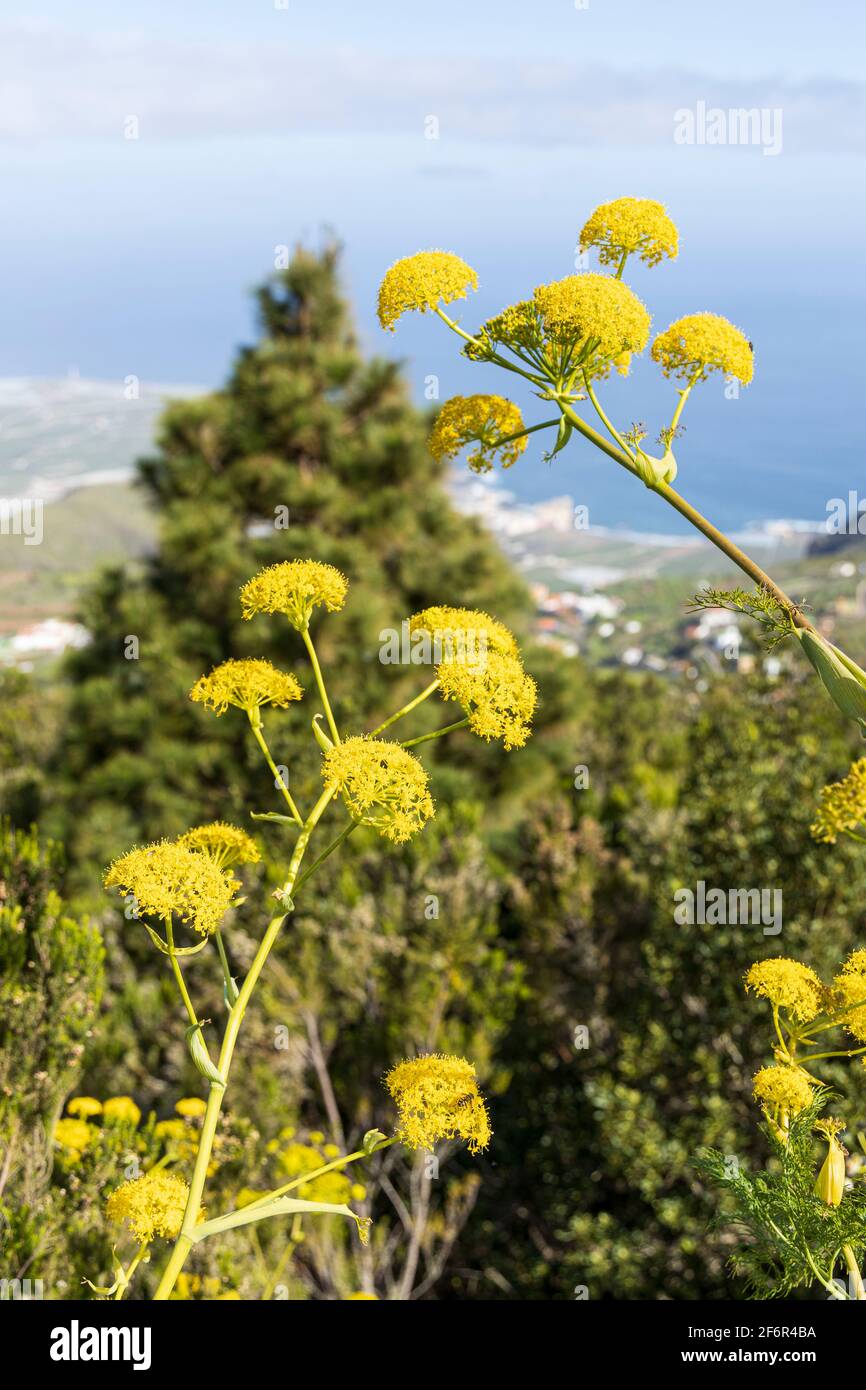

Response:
(558, 399), (813, 629)
(152, 786), (337, 1300)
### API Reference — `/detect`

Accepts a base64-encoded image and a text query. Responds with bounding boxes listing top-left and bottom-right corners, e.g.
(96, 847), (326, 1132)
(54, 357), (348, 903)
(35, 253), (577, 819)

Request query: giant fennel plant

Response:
(96, 560), (535, 1300)
(378, 195), (866, 736)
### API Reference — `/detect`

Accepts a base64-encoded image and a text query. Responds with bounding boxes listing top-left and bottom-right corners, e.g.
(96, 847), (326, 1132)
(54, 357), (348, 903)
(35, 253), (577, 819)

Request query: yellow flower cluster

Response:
(175, 1096), (208, 1120)
(378, 251), (478, 331)
(190, 658), (303, 717)
(178, 822), (261, 867)
(277, 1140), (366, 1205)
(428, 395), (528, 474)
(409, 606), (518, 660)
(385, 1053), (492, 1154)
(832, 950), (866, 1043)
(439, 649), (537, 750)
(465, 300), (544, 361)
(744, 958), (825, 1023)
(407, 606), (534, 749)
(651, 313), (753, 385)
(752, 1065), (815, 1116)
(104, 840), (239, 935)
(54, 1117), (93, 1161)
(67, 1096), (102, 1119)
(104, 1096), (142, 1125)
(322, 737), (435, 843)
(240, 559), (348, 630)
(811, 758), (866, 844)
(579, 197), (679, 269)
(532, 273), (651, 373)
(106, 1170), (198, 1244)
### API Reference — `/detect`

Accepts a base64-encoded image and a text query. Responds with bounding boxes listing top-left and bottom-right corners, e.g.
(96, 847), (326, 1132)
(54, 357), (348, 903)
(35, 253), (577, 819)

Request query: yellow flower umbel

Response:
(177, 822), (261, 868)
(409, 605), (519, 661)
(66, 1096), (102, 1119)
(54, 1117), (94, 1161)
(190, 658), (303, 718)
(175, 1097), (208, 1120)
(831, 950), (866, 1043)
(651, 313), (754, 386)
(240, 559), (348, 630)
(106, 1171), (199, 1244)
(744, 958), (825, 1023)
(385, 1054), (492, 1154)
(428, 395), (527, 474)
(532, 273), (650, 376)
(752, 1065), (815, 1117)
(438, 649), (537, 750)
(464, 300), (545, 362)
(103, 1096), (142, 1126)
(104, 840), (240, 936)
(378, 251), (478, 331)
(814, 1118), (847, 1207)
(812, 758), (866, 845)
(322, 737), (434, 843)
(579, 197), (679, 269)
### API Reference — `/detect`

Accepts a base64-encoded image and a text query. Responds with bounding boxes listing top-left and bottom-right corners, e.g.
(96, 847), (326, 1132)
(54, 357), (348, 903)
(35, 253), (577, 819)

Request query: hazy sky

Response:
(1, 2), (864, 527)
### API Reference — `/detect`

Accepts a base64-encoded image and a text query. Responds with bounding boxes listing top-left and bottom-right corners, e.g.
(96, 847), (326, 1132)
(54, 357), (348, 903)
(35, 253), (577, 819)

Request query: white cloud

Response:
(1, 22), (863, 150)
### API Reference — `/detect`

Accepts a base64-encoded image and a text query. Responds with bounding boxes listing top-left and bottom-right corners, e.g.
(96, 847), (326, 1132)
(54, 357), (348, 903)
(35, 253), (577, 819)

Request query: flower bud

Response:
(798, 631), (866, 735)
(814, 1133), (846, 1207)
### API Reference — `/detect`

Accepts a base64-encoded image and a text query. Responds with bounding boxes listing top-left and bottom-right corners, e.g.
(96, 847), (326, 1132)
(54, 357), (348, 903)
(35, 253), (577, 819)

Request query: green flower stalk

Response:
(100, 561), (522, 1300)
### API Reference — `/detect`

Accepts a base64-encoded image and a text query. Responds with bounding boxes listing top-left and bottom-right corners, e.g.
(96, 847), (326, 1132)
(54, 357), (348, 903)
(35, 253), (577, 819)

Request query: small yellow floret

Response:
(106, 1170), (198, 1244)
(54, 1118), (93, 1159)
(190, 658), (303, 717)
(408, 606), (519, 661)
(177, 822), (261, 867)
(240, 559), (348, 630)
(385, 1053), (492, 1154)
(378, 251), (478, 331)
(437, 648), (537, 750)
(579, 197), (679, 269)
(175, 1097), (208, 1120)
(832, 950), (866, 1042)
(322, 738), (434, 844)
(67, 1097), (102, 1119)
(428, 395), (527, 474)
(104, 840), (239, 936)
(812, 759), (866, 845)
(752, 1065), (815, 1115)
(651, 312), (753, 385)
(103, 1096), (142, 1126)
(744, 958), (824, 1022)
(532, 273), (650, 374)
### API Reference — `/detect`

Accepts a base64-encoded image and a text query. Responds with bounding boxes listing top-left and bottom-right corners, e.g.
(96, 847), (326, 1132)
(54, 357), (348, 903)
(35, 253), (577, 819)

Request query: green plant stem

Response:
(249, 719), (303, 825)
(214, 929), (234, 995)
(557, 398), (812, 628)
(401, 717), (470, 749)
(240, 1137), (396, 1215)
(114, 1241), (149, 1300)
(164, 918), (199, 1027)
(293, 820), (358, 895)
(370, 680), (440, 735)
(301, 625), (341, 745)
(152, 785), (337, 1300)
